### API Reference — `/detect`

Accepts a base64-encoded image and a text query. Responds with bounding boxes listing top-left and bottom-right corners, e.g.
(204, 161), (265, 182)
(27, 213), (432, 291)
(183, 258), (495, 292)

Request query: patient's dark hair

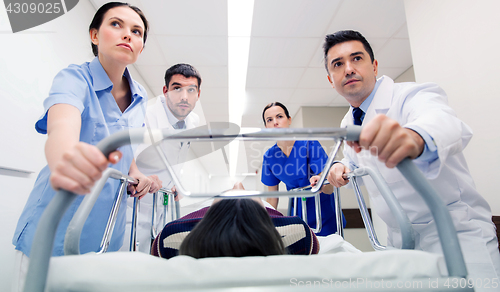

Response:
(179, 199), (285, 258)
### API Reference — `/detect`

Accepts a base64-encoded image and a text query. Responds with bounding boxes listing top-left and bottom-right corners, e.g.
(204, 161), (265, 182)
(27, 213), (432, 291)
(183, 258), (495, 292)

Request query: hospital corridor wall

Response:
(404, 0), (500, 216)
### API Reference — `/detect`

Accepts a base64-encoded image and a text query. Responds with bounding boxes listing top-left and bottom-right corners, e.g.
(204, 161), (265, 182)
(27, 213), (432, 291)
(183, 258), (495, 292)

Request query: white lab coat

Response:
(121, 95), (199, 253)
(341, 76), (499, 281)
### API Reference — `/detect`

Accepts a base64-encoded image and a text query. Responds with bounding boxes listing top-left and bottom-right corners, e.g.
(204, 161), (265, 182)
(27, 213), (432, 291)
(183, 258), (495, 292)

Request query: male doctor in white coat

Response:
(324, 30), (499, 285)
(122, 63), (201, 253)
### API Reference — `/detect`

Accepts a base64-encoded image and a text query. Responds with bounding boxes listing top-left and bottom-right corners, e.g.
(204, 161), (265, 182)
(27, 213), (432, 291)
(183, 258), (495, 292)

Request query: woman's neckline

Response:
(277, 140), (296, 158)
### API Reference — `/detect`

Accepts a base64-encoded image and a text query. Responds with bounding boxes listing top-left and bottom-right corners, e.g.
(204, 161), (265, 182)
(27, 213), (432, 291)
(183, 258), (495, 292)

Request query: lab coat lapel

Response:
(363, 75), (394, 123)
(356, 76), (406, 187)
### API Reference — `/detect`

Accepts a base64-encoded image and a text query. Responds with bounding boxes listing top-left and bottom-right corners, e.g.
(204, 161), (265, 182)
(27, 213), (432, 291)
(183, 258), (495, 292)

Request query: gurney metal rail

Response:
(289, 164), (415, 251)
(288, 186), (324, 233)
(63, 168), (137, 255)
(129, 188), (180, 251)
(24, 126), (469, 292)
(343, 165), (415, 251)
(150, 188), (180, 240)
(63, 171), (180, 254)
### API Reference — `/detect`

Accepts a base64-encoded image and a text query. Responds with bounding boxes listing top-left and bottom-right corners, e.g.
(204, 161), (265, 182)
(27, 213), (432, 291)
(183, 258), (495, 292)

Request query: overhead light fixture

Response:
(227, 0), (254, 177)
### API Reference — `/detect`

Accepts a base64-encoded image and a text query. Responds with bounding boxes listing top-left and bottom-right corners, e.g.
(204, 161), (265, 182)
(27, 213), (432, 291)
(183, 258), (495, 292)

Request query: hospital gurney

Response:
(24, 126), (472, 292)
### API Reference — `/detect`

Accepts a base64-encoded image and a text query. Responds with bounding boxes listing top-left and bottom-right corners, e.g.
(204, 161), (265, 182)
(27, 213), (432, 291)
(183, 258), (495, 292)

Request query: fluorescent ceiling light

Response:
(228, 0), (254, 37)
(227, 0), (254, 177)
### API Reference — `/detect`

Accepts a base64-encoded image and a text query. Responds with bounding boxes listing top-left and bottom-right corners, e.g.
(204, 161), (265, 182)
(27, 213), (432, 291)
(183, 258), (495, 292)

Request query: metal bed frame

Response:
(23, 126), (471, 292)
(70, 166), (408, 254)
(63, 172), (181, 254)
(130, 188), (181, 251)
(288, 163), (415, 251)
(149, 189), (180, 239)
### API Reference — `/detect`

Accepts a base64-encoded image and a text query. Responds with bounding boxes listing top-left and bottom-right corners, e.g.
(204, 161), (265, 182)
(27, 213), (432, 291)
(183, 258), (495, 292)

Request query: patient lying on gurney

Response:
(151, 183), (320, 259)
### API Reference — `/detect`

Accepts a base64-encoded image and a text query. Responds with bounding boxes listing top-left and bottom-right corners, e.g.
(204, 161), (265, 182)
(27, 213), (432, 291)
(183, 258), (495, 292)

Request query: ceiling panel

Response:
(289, 88), (336, 104)
(196, 66), (228, 88)
(241, 115), (265, 128)
(246, 67), (305, 88)
(327, 0), (406, 39)
(307, 45), (328, 69)
(251, 0), (342, 37)
(139, 0), (227, 36)
(365, 38), (392, 55)
(241, 102), (269, 118)
(375, 38), (413, 69)
(284, 103), (303, 119)
(136, 64), (168, 96)
(297, 67), (333, 89)
(156, 35), (228, 66)
(198, 87), (228, 103)
(248, 37), (321, 68)
(394, 23), (410, 39)
(377, 67), (410, 80)
(328, 97), (350, 107)
(245, 88), (296, 106)
(199, 100), (228, 113)
(134, 34), (167, 66)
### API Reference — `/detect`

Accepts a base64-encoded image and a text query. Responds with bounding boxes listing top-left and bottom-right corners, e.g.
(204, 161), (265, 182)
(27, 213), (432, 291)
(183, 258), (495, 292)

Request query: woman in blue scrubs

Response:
(261, 102), (344, 236)
(12, 4), (162, 290)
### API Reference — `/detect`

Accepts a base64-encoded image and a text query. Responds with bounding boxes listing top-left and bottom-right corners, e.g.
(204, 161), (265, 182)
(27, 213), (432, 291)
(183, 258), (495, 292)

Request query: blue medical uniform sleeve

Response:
(308, 140), (328, 175)
(35, 65), (88, 134)
(261, 152), (281, 186)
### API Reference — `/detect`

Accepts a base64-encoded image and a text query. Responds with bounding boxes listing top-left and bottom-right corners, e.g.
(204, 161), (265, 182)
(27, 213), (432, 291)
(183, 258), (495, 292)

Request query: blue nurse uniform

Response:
(261, 140), (345, 236)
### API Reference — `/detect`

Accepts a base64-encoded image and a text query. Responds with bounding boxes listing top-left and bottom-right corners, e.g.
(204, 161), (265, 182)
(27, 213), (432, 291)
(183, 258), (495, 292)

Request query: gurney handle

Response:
(23, 189), (76, 292)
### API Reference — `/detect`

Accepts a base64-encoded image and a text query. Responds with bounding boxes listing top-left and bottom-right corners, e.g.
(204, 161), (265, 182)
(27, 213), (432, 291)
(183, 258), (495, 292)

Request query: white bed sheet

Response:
(46, 247), (446, 292)
(48, 201), (446, 291)
(317, 234), (363, 254)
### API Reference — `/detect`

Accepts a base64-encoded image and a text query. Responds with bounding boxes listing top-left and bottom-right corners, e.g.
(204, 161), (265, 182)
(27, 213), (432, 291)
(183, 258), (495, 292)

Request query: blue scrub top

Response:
(261, 140), (344, 236)
(12, 57), (147, 256)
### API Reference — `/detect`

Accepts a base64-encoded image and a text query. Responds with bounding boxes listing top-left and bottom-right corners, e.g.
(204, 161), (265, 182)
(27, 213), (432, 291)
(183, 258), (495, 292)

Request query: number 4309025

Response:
(6, 2), (62, 14)
(444, 277), (498, 289)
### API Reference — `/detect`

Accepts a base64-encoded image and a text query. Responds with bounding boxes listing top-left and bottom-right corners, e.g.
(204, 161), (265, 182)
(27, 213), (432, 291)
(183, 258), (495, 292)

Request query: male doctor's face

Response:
(164, 74), (200, 120)
(326, 40), (378, 108)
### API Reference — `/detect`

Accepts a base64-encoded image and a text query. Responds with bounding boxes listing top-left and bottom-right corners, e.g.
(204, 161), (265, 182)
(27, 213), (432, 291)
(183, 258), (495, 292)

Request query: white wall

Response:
(404, 0), (500, 215)
(0, 1), (156, 289)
